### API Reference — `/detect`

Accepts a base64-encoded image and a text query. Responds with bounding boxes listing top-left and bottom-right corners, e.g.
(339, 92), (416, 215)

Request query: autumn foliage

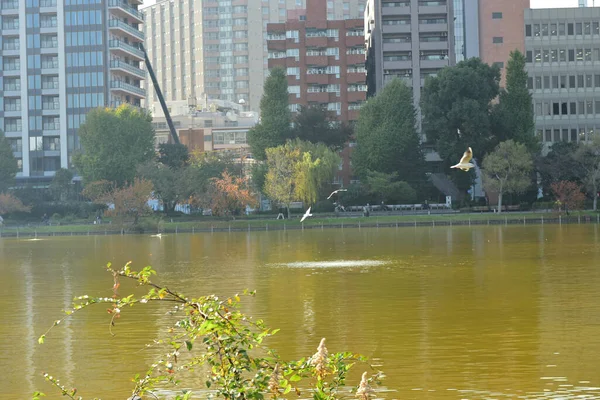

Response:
(551, 180), (586, 212)
(208, 171), (257, 218)
(0, 193), (31, 215)
(83, 178), (154, 225)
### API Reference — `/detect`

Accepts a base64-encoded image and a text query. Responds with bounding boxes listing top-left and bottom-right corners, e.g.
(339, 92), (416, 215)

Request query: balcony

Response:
(110, 80), (146, 98)
(267, 40), (286, 51)
(305, 36), (329, 47)
(110, 60), (146, 79)
(382, 24), (411, 34)
(306, 92), (329, 103)
(419, 40), (448, 50)
(345, 35), (364, 47)
(306, 55), (329, 66)
(347, 91), (366, 103)
(0, 0), (18, 14)
(108, 18), (144, 42)
(347, 72), (366, 84)
(346, 53), (366, 65)
(306, 74), (330, 85)
(382, 5), (410, 16)
(419, 58), (448, 69)
(108, 0), (144, 24)
(418, 22), (448, 33)
(418, 5), (448, 15)
(109, 39), (145, 60)
(383, 42), (412, 52)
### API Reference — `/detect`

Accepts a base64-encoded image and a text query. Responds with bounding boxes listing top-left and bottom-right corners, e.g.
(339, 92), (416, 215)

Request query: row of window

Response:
(205, 43), (248, 52)
(288, 102), (364, 112)
(205, 68), (249, 77)
(1, 15), (19, 30)
(66, 93), (105, 109)
(66, 31), (104, 47)
(206, 56), (249, 64)
(526, 48), (600, 64)
(538, 127), (597, 143)
(213, 131), (247, 145)
(205, 81), (249, 89)
(526, 21), (600, 38)
(204, 18), (248, 28)
(527, 74), (600, 90)
(205, 31), (248, 40)
(66, 51), (104, 67)
(67, 72), (105, 88)
(64, 10), (103, 26)
(204, 5), (247, 14)
(535, 99), (600, 117)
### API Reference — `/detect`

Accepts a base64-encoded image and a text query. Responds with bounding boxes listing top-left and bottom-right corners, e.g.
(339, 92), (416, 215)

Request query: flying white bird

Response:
(450, 147), (475, 171)
(300, 207), (312, 223)
(327, 189), (348, 199)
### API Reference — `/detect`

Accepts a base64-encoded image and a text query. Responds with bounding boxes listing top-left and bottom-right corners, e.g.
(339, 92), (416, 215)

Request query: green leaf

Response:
(206, 380), (212, 388)
(38, 335), (45, 345)
(289, 374), (302, 382)
(283, 384), (292, 394)
(185, 341), (193, 351)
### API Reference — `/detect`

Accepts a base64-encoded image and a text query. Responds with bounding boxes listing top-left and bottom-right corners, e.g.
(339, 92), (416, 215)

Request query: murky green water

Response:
(2, 225), (600, 399)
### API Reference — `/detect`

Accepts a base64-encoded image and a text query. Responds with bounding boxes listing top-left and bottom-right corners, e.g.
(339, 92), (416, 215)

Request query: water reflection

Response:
(1, 226), (600, 398)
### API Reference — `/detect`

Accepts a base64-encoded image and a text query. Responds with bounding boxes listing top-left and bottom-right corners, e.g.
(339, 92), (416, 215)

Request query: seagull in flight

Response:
(327, 189), (348, 199)
(300, 207), (312, 223)
(450, 147), (475, 171)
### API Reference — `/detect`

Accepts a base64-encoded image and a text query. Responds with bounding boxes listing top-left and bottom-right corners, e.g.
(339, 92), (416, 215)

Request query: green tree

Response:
(0, 130), (18, 193)
(574, 136), (600, 211)
(352, 78), (425, 190)
(421, 58), (501, 190)
(364, 170), (417, 205)
(137, 161), (183, 213)
(73, 105), (156, 187)
(49, 168), (74, 202)
(493, 50), (540, 153)
(247, 66), (292, 160)
(536, 142), (583, 196)
(158, 143), (189, 169)
(184, 152), (240, 208)
(264, 140), (340, 218)
(291, 105), (352, 150)
(482, 140), (533, 213)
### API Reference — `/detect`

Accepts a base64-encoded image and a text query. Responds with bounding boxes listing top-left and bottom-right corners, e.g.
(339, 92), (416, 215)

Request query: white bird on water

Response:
(327, 189), (348, 200)
(151, 233), (162, 238)
(450, 147), (475, 171)
(300, 207), (312, 223)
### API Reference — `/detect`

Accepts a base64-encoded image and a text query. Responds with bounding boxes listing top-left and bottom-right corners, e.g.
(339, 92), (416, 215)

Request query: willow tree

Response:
(482, 140), (533, 213)
(264, 139), (340, 218)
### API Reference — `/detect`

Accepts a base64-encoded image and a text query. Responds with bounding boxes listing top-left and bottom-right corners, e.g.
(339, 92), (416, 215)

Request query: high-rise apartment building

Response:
(1, 0), (145, 181)
(524, 7), (600, 152)
(477, 0), (529, 86)
(365, 0), (454, 129)
(267, 0), (367, 185)
(142, 0), (366, 113)
(453, 0), (479, 62)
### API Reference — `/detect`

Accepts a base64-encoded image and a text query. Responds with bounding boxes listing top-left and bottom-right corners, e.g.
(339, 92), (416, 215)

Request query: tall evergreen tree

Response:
(421, 58), (501, 191)
(352, 78), (425, 191)
(493, 50), (540, 153)
(0, 130), (18, 193)
(247, 66), (291, 160)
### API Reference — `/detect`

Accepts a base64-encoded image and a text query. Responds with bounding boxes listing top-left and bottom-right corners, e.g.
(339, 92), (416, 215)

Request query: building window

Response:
(492, 12), (502, 19)
(493, 61), (504, 69)
(568, 23), (574, 35)
(525, 24), (531, 37)
(492, 37), (503, 44)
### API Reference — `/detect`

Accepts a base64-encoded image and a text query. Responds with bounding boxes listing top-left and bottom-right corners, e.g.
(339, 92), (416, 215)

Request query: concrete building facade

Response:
(478, 0), (529, 86)
(266, 0), (367, 186)
(142, 0), (366, 113)
(1, 0), (145, 181)
(364, 0), (454, 129)
(524, 7), (600, 152)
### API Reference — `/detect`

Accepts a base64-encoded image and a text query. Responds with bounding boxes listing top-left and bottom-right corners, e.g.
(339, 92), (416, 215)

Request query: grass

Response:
(1, 210), (598, 235)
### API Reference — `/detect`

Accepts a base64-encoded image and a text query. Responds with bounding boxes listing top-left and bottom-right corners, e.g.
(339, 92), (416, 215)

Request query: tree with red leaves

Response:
(551, 180), (586, 213)
(208, 171), (257, 218)
(0, 193), (31, 217)
(83, 178), (153, 225)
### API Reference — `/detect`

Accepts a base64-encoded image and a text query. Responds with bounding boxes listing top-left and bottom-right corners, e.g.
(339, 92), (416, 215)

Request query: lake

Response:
(2, 225), (600, 399)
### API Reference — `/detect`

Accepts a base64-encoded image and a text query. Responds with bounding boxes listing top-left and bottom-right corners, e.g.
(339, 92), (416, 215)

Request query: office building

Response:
(525, 7), (600, 153)
(453, 0), (479, 62)
(478, 0), (529, 86)
(267, 0), (366, 185)
(151, 99), (258, 154)
(1, 0), (145, 181)
(142, 0), (366, 113)
(365, 0), (454, 131)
